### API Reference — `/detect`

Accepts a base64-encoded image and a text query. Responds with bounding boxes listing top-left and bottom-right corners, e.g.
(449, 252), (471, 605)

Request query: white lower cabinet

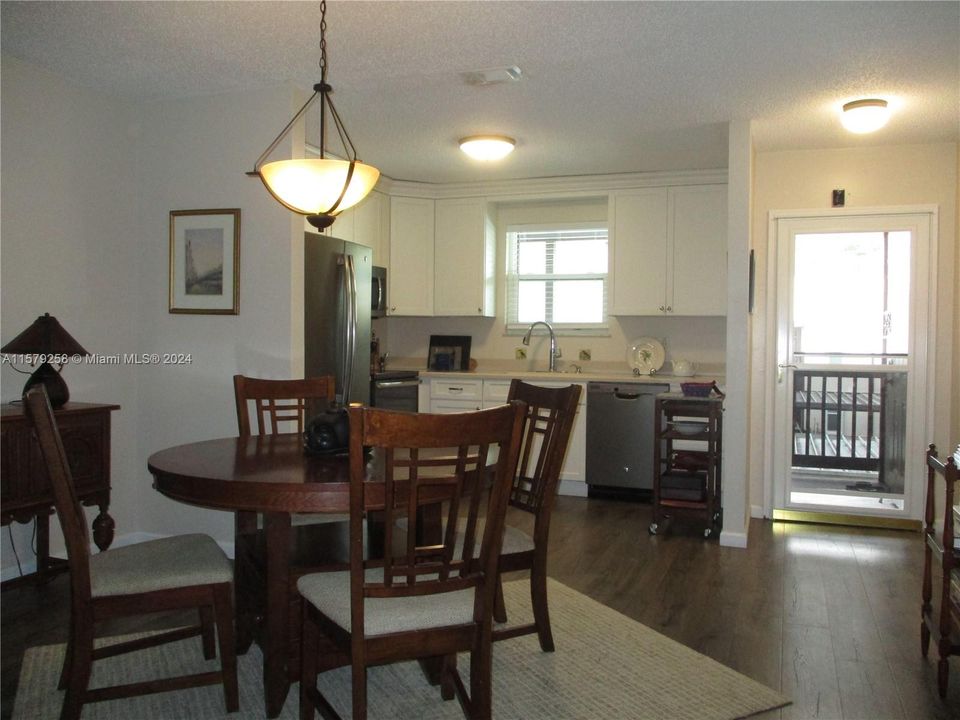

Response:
(424, 377), (586, 492)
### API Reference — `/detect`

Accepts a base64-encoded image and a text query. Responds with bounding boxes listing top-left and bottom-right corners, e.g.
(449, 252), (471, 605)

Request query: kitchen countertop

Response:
(384, 358), (724, 387)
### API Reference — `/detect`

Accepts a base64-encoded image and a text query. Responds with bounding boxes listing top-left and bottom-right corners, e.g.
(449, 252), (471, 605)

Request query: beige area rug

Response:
(13, 579), (788, 720)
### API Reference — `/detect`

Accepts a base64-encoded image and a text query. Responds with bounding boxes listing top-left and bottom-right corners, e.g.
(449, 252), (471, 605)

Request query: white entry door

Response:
(770, 210), (935, 522)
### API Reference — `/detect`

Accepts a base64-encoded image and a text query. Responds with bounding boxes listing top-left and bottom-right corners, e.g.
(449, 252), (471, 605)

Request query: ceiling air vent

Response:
(462, 66), (523, 86)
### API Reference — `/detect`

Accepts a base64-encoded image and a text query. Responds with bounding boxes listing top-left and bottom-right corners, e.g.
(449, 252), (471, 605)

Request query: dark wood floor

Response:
(2, 496), (958, 719)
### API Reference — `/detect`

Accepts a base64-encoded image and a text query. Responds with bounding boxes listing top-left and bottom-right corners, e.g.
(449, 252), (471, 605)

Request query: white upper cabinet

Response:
(388, 196), (435, 316)
(669, 184), (727, 315)
(352, 190), (388, 266)
(434, 198), (496, 317)
(610, 184), (727, 316)
(610, 187), (669, 315)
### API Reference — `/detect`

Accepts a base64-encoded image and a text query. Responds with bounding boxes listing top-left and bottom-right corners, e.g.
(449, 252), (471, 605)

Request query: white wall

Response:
(750, 143), (958, 514)
(131, 85), (306, 541)
(1, 56), (140, 573)
(0, 57), (309, 577)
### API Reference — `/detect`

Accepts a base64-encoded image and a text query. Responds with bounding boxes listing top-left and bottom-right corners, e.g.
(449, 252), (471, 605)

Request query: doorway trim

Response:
(763, 205), (939, 521)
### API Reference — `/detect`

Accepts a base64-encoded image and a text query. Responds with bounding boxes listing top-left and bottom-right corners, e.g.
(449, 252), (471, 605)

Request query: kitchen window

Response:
(506, 223), (609, 334)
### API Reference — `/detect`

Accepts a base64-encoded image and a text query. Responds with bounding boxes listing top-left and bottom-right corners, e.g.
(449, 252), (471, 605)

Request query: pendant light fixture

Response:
(248, 0), (379, 230)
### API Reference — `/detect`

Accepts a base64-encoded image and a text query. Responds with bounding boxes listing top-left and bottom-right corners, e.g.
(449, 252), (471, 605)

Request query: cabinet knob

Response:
(390, 306), (396, 312)
(666, 305), (673, 313)
(478, 307), (482, 314)
(659, 305), (665, 312)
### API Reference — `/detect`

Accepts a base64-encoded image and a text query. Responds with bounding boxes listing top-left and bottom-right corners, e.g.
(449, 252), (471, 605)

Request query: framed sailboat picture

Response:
(169, 209), (240, 314)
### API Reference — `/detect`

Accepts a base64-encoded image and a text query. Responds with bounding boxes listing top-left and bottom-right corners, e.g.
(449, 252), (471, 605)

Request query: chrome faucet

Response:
(522, 321), (560, 372)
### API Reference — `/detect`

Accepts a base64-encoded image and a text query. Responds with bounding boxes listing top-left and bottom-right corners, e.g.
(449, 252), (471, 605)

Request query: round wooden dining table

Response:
(148, 433), (400, 718)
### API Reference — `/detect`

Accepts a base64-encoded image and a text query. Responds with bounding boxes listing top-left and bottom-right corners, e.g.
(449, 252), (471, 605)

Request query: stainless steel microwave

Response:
(371, 266), (387, 318)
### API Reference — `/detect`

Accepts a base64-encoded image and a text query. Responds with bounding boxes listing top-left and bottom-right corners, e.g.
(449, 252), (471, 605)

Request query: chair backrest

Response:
(233, 374), (336, 436)
(23, 386), (93, 602)
(506, 380), (581, 518)
(346, 402), (526, 622)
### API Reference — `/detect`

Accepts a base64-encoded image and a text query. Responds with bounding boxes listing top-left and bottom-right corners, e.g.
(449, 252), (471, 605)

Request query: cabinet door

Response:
(669, 185), (727, 316)
(388, 196), (435, 316)
(609, 188), (669, 315)
(434, 198), (495, 317)
(352, 191), (387, 266)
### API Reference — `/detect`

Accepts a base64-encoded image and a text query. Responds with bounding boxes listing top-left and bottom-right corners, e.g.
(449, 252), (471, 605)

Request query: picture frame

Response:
(427, 335), (472, 372)
(169, 209), (240, 314)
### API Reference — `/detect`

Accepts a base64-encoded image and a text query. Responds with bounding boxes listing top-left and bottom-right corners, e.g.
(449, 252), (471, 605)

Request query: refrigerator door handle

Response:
(341, 253), (358, 405)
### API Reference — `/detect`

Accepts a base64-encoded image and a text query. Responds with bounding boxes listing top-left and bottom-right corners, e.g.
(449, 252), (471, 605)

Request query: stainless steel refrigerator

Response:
(304, 232), (372, 406)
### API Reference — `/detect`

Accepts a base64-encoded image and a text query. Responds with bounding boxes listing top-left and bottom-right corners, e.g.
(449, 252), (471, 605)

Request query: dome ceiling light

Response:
(247, 0), (379, 230)
(459, 135), (516, 161)
(841, 98), (891, 134)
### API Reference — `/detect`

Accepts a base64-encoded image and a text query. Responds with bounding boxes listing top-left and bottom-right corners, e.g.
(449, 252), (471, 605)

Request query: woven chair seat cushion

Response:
(395, 518), (535, 557)
(89, 534), (232, 597)
(298, 568), (476, 637)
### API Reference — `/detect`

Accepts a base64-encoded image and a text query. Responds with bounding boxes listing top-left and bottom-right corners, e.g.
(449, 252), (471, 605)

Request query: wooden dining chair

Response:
(298, 402), (527, 720)
(233, 374), (336, 436)
(491, 380), (581, 651)
(23, 386), (238, 720)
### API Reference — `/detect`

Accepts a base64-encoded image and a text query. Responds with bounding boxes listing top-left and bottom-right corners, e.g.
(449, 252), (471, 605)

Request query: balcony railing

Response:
(792, 368), (907, 487)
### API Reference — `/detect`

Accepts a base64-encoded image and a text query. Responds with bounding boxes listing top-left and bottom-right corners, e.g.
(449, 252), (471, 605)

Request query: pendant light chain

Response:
(318, 0), (328, 83)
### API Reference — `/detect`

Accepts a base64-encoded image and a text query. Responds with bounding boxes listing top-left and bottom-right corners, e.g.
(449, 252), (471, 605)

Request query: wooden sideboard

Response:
(1, 401), (119, 585)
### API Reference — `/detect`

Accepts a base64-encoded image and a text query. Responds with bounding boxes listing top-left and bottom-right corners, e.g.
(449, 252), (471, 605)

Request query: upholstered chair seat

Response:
(89, 534), (232, 597)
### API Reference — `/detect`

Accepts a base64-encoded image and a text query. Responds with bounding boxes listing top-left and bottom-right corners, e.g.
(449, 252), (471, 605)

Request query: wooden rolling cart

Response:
(921, 443), (960, 697)
(650, 392), (723, 538)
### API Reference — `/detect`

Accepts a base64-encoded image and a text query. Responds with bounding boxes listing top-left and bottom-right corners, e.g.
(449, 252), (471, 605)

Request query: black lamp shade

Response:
(1, 313), (89, 407)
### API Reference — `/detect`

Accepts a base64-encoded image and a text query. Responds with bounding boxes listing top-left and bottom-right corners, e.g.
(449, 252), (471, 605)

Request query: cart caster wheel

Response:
(649, 523), (658, 535)
(703, 528), (712, 538)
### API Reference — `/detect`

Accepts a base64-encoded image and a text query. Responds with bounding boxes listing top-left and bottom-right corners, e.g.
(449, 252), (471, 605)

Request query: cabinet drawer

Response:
(482, 381), (512, 403)
(430, 379), (483, 401)
(431, 400), (482, 414)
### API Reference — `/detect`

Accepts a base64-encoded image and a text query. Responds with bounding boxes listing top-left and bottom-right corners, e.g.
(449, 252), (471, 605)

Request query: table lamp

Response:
(1, 313), (89, 407)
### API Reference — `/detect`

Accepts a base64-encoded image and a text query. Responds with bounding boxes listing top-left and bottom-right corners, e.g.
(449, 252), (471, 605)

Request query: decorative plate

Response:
(627, 337), (665, 375)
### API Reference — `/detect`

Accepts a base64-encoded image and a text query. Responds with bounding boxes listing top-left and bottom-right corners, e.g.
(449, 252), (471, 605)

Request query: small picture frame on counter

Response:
(427, 335), (472, 371)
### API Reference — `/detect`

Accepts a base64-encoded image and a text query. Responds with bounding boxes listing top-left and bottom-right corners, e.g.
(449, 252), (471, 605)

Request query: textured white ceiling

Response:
(2, 1), (957, 184)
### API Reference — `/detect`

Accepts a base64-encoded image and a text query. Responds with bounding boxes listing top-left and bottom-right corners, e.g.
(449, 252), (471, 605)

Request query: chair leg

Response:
(469, 625), (493, 720)
(213, 584), (239, 712)
(351, 660), (368, 720)
(492, 575), (507, 625)
(300, 605), (319, 720)
(57, 618), (75, 690)
(921, 621), (930, 657)
(440, 654), (457, 701)
(530, 563), (555, 652)
(200, 604), (216, 660)
(60, 621), (94, 720)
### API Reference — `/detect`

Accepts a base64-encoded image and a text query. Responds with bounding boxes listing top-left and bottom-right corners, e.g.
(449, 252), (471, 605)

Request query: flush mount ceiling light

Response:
(248, 0), (379, 230)
(459, 135), (516, 161)
(841, 98), (890, 134)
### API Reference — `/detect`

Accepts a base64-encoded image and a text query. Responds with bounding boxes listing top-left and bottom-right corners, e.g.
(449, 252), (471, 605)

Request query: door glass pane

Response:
(792, 231), (910, 364)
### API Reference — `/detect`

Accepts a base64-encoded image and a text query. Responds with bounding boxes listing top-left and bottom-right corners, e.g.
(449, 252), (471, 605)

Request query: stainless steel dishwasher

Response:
(586, 381), (669, 493)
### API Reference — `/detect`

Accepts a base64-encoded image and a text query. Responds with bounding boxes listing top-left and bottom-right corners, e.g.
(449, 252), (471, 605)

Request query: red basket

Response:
(680, 381), (723, 398)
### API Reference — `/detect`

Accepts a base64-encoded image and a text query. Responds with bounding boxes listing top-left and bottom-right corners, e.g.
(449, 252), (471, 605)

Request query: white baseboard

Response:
(1, 532), (236, 583)
(719, 529), (749, 548)
(558, 480), (589, 497)
(751, 504), (765, 519)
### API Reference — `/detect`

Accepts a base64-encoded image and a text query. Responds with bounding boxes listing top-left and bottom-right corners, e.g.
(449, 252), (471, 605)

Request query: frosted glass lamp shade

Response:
(841, 99), (890, 134)
(459, 136), (516, 161)
(258, 158), (380, 222)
